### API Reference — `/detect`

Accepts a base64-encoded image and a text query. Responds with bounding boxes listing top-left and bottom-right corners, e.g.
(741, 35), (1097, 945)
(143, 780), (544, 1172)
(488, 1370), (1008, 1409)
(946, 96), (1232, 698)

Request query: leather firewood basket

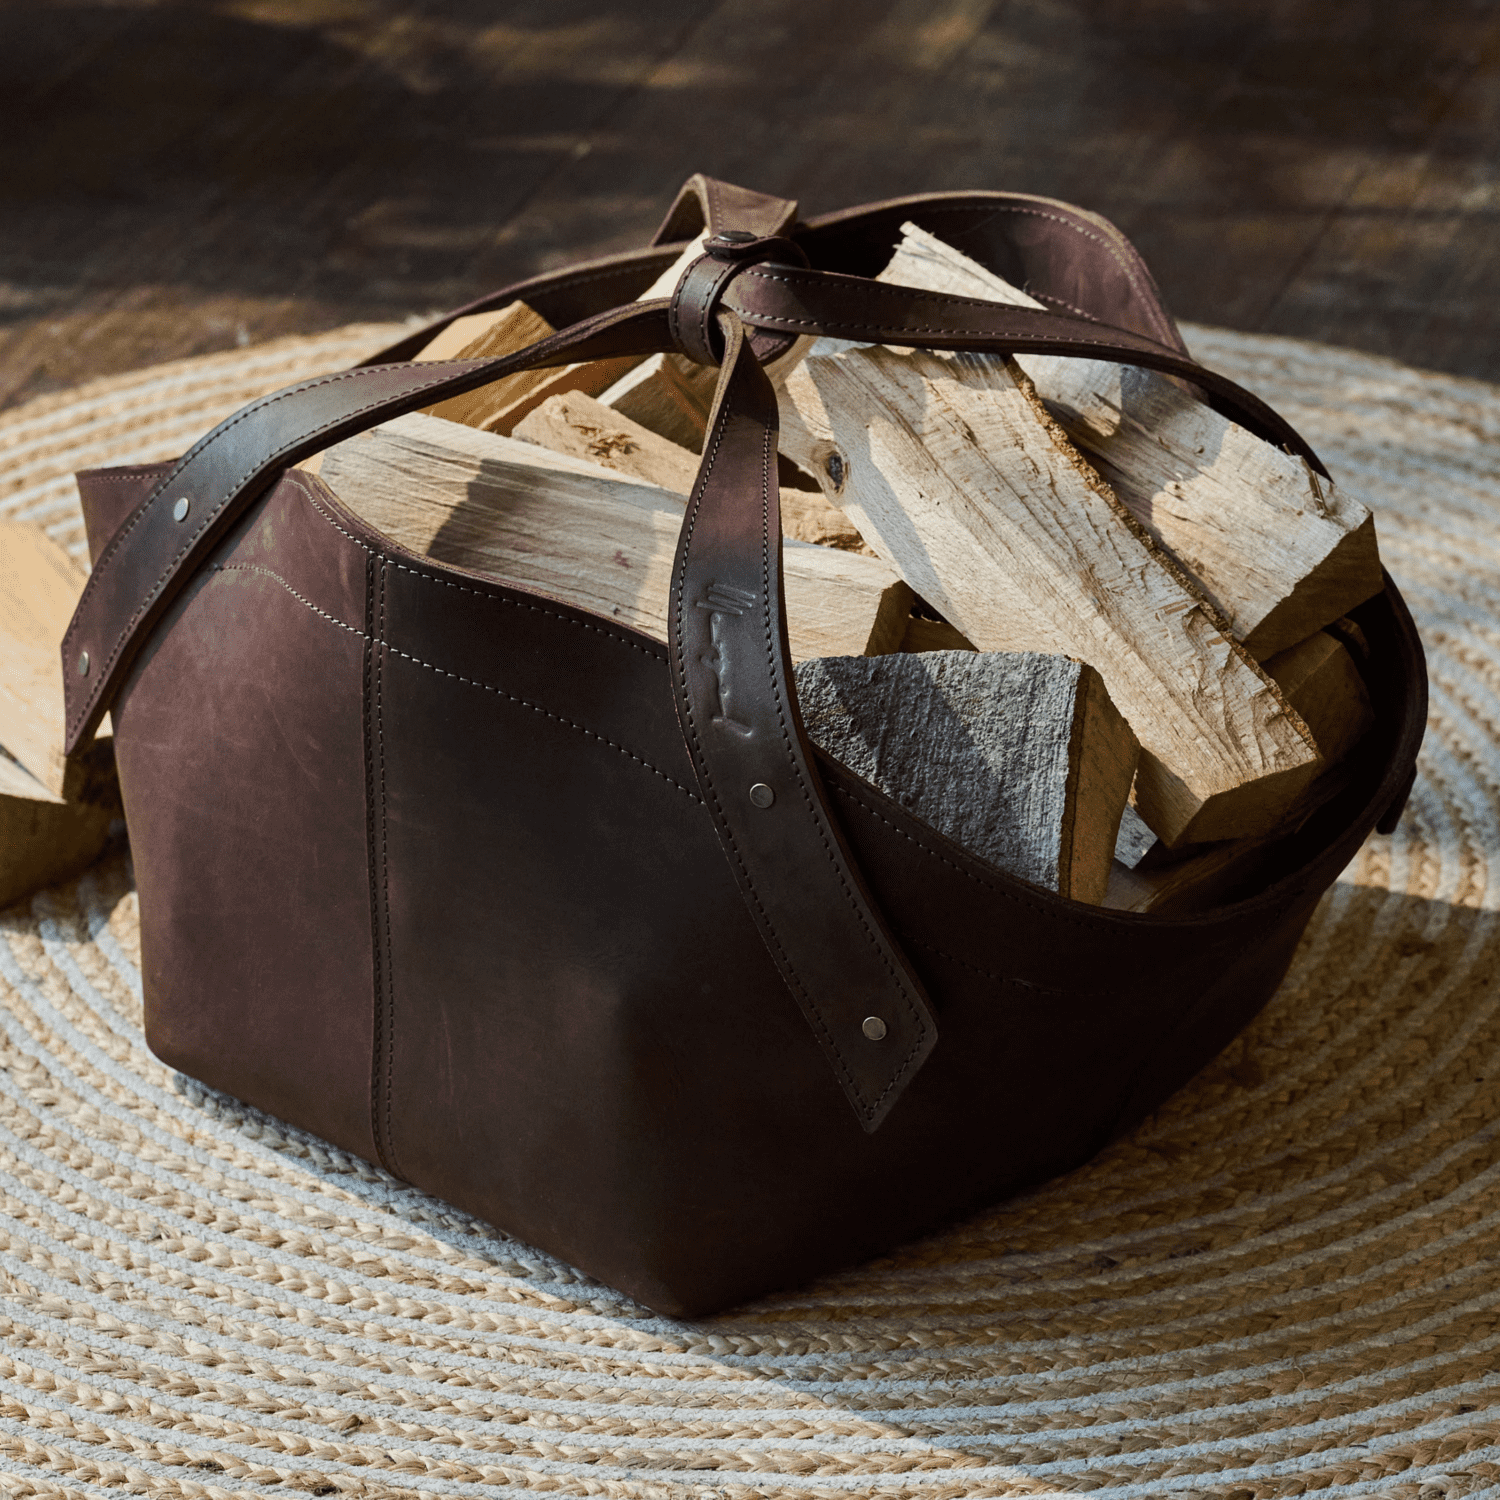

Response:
(61, 176), (1426, 1317)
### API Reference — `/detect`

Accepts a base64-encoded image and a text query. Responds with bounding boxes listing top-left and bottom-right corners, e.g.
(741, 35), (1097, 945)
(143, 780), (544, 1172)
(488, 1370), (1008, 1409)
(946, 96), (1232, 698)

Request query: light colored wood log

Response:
(901, 615), (975, 654)
(412, 298), (641, 436)
(878, 222), (1384, 658)
(778, 342), (1320, 845)
(321, 414), (914, 662)
(0, 521), (91, 800)
(515, 389), (872, 552)
(795, 650), (1137, 903)
(513, 390), (700, 491)
(0, 752), (114, 909)
(1107, 630), (1373, 911)
(778, 484), (870, 552)
(596, 351), (719, 451)
(415, 305), (551, 364)
(590, 233), (723, 450)
(1261, 629), (1374, 767)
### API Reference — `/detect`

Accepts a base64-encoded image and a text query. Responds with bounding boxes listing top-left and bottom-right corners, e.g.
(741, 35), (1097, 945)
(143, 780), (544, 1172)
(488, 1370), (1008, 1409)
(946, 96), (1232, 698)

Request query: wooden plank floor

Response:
(2, 0), (1499, 411)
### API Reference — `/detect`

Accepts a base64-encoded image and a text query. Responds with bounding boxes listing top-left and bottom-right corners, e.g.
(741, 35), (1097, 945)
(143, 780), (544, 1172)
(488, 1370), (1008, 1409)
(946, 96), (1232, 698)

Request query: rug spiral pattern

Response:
(0, 322), (1496, 1498)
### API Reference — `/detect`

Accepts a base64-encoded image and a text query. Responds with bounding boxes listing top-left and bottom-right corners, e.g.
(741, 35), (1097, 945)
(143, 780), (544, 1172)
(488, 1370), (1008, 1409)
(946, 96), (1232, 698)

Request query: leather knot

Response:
(668, 232), (809, 366)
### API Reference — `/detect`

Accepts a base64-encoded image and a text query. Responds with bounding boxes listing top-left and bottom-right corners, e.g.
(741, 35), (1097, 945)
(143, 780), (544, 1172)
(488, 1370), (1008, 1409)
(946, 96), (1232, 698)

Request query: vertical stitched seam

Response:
(362, 550), (389, 1173)
(376, 558), (402, 1181)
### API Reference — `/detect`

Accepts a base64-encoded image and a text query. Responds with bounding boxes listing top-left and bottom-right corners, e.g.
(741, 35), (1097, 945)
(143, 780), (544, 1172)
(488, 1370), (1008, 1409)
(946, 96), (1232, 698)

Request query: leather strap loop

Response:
(668, 235), (809, 366)
(651, 173), (799, 247)
(668, 311), (936, 1130)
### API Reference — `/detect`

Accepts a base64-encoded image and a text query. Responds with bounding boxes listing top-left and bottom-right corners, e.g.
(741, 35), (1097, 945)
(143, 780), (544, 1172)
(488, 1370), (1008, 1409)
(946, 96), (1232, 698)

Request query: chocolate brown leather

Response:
(66, 176), (1427, 1315)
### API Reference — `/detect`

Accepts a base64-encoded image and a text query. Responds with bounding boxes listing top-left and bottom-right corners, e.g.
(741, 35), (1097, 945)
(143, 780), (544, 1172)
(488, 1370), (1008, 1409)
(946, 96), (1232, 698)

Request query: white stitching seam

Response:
(210, 562), (702, 805)
(298, 483), (671, 665)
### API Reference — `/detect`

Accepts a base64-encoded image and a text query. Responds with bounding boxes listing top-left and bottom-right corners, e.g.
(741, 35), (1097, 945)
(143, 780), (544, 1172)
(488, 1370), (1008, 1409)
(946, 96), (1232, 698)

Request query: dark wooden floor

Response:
(4, 0), (1500, 410)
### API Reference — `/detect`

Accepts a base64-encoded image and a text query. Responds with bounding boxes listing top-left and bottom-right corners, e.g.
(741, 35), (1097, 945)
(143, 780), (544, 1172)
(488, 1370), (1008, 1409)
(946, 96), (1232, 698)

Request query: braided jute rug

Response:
(0, 320), (1496, 1500)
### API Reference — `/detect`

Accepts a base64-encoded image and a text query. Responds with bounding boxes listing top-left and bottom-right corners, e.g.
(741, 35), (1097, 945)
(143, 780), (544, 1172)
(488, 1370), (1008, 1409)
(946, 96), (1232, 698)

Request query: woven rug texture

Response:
(0, 321), (1494, 1498)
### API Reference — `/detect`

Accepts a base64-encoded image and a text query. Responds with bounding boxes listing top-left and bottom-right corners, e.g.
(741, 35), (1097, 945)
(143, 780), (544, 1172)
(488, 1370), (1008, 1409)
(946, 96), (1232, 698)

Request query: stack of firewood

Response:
(0, 225), (1382, 914)
(312, 225), (1380, 913)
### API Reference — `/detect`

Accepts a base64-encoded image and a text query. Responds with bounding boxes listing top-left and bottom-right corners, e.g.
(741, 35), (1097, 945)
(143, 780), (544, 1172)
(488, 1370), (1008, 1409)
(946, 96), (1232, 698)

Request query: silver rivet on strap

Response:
(862, 1016), (888, 1041)
(172, 497), (191, 522)
(76, 651), (90, 676)
(748, 783), (775, 808)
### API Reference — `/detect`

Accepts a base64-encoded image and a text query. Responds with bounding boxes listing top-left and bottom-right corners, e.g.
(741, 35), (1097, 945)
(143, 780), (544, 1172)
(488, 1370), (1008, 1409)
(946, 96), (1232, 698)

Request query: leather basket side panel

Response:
(111, 472), (379, 1163)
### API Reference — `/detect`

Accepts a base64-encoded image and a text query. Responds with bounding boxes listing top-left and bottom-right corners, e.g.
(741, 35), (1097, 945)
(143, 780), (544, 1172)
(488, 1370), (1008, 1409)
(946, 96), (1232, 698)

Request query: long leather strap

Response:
(669, 313), (935, 1129)
(61, 227), (1332, 1128)
(719, 264), (1324, 468)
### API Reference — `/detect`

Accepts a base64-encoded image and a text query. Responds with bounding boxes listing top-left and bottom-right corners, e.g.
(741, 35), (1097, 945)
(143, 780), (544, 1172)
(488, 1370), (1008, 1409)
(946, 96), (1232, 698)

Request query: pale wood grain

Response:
(321, 413), (913, 662)
(414, 298), (641, 436)
(515, 389), (870, 551)
(778, 343), (1320, 845)
(1107, 629), (1373, 910)
(1261, 629), (1374, 768)
(879, 223), (1384, 658)
(0, 521), (89, 800)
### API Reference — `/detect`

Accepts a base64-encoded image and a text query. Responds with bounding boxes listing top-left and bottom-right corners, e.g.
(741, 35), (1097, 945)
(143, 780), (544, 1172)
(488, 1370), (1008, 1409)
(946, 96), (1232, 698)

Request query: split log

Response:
(1107, 629), (1373, 911)
(0, 520), (119, 905)
(514, 390), (869, 550)
(413, 298), (640, 436)
(514, 389), (700, 490)
(878, 223), (1384, 658)
(321, 413), (913, 661)
(1261, 628), (1374, 767)
(901, 615), (975, 654)
(796, 650), (1137, 903)
(0, 753), (115, 909)
(596, 352), (719, 452)
(778, 342), (1320, 846)
(0, 521), (116, 803)
(415, 304), (553, 364)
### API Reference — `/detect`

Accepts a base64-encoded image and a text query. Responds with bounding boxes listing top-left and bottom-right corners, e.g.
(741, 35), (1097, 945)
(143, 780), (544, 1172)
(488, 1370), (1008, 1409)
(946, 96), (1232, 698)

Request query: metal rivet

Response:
(748, 782), (775, 808)
(862, 1016), (888, 1041)
(172, 497), (191, 522)
(715, 229), (757, 243)
(76, 651), (90, 676)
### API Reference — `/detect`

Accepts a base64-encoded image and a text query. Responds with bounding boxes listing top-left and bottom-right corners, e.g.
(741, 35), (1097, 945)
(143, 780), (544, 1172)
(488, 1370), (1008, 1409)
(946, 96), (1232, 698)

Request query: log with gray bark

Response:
(796, 650), (1138, 903)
